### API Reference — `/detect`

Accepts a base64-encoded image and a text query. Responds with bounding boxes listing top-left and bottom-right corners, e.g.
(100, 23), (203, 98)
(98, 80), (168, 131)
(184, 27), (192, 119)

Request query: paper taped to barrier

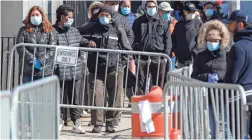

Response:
(55, 47), (78, 65)
(138, 100), (155, 133)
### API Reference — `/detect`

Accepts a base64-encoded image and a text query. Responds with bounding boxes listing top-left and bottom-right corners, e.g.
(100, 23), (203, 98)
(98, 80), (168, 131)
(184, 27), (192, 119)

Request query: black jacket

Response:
(16, 26), (55, 77)
(132, 14), (172, 56)
(191, 49), (228, 83)
(79, 21), (131, 74)
(172, 17), (202, 64)
(88, 12), (134, 45)
(225, 26), (252, 91)
(52, 24), (88, 81)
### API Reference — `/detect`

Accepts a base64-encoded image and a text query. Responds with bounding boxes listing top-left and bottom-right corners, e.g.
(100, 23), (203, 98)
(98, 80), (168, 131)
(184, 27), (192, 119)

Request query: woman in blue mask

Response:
(16, 6), (55, 83)
(191, 20), (232, 139)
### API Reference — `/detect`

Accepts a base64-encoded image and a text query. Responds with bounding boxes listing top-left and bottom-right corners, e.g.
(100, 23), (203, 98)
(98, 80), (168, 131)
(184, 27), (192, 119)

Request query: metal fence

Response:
(167, 71), (199, 82)
(163, 81), (248, 139)
(11, 76), (60, 139)
(171, 64), (192, 78)
(7, 43), (172, 115)
(0, 91), (12, 139)
(0, 37), (16, 90)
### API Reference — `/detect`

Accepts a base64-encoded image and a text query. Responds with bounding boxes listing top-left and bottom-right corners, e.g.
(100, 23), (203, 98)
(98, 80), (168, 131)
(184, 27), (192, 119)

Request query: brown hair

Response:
(23, 6), (53, 33)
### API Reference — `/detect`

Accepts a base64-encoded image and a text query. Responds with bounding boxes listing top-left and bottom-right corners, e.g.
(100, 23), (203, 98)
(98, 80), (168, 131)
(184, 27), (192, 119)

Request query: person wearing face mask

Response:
(16, 6), (55, 83)
(172, 2), (202, 69)
(158, 2), (176, 34)
(132, 0), (172, 94)
(103, 0), (134, 45)
(80, 5), (131, 133)
(191, 20), (231, 139)
(52, 4), (96, 134)
(201, 1), (222, 23)
(171, 1), (183, 22)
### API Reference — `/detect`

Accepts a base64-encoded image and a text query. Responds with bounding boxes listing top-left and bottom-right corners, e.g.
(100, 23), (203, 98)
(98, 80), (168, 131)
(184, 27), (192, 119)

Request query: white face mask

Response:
(111, 4), (119, 12)
(186, 13), (196, 21)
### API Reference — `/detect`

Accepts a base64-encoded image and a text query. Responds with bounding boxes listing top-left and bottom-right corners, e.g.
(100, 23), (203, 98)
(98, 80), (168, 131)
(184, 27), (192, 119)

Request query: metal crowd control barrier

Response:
(163, 81), (247, 139)
(7, 43), (172, 114)
(0, 37), (16, 90)
(0, 91), (12, 139)
(11, 76), (60, 139)
(167, 71), (200, 82)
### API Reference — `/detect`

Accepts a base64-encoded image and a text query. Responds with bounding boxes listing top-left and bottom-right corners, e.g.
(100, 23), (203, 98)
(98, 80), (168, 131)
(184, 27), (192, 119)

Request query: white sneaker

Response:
(71, 119), (85, 134)
(113, 122), (121, 128)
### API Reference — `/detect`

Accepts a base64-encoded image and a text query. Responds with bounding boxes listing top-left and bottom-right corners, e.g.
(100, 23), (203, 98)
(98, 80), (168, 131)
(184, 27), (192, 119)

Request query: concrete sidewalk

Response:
(60, 113), (132, 140)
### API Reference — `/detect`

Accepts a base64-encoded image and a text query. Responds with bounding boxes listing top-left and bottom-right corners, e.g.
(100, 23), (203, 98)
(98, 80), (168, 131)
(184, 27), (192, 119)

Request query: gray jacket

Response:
(16, 26), (55, 77)
(53, 24), (88, 81)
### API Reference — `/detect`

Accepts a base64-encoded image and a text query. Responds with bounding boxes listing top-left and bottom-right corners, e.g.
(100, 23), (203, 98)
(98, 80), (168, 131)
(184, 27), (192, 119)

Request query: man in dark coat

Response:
(79, 5), (131, 133)
(224, 10), (252, 138)
(172, 2), (202, 68)
(132, 0), (172, 94)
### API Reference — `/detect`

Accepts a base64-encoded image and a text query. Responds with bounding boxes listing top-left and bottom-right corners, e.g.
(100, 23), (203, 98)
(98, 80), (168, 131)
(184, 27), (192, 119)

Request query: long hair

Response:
(23, 6), (52, 33)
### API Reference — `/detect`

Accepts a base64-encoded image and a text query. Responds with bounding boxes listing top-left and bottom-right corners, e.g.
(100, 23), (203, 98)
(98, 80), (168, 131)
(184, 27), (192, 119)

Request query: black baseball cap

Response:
(183, 2), (197, 13)
(226, 10), (252, 23)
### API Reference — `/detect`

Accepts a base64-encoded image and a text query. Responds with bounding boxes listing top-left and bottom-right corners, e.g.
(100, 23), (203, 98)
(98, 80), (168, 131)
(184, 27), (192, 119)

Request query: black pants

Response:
(137, 59), (166, 95)
(61, 80), (81, 122)
(89, 68), (124, 126)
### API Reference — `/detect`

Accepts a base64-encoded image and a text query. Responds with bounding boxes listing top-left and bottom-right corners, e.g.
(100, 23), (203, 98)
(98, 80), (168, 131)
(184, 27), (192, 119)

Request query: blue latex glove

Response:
(34, 59), (42, 71)
(208, 73), (219, 83)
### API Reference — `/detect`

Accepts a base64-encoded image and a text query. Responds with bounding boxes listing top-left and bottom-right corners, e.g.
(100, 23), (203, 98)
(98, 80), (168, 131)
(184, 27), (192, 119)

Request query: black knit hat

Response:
(98, 5), (113, 17)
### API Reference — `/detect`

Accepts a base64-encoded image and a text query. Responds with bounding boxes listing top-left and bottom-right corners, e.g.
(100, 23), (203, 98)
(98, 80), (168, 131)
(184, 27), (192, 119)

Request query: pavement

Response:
(60, 112), (132, 140)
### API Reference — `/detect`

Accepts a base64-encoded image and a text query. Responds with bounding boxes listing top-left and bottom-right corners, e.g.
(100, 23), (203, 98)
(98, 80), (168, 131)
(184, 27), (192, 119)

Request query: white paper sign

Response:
(55, 47), (78, 65)
(138, 100), (155, 134)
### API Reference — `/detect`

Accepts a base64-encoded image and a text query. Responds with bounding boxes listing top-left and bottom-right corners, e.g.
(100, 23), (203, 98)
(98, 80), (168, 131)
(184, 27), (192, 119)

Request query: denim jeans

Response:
(209, 104), (233, 139)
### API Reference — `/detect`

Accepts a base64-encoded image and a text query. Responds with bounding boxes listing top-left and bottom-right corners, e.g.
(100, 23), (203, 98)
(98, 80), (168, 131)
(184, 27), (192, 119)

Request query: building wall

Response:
(1, 0), (63, 37)
(1, 1), (23, 37)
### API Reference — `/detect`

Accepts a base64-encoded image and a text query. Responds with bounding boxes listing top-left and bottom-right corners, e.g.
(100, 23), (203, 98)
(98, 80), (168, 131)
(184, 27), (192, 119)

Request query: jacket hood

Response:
(234, 25), (252, 42)
(197, 20), (230, 50)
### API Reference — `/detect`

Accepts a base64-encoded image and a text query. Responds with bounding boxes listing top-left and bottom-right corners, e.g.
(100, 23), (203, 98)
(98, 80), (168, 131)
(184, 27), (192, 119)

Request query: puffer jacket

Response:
(16, 26), (55, 77)
(79, 21), (131, 74)
(53, 24), (89, 81)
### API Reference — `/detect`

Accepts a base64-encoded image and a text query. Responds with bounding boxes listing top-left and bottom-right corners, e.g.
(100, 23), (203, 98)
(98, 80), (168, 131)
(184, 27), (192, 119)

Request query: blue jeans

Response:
(209, 104), (233, 139)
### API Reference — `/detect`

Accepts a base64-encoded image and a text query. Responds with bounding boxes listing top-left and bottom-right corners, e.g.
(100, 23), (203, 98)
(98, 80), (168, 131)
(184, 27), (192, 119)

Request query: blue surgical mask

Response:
(147, 7), (157, 16)
(174, 10), (181, 21)
(121, 7), (131, 15)
(30, 16), (42, 26)
(205, 9), (214, 17)
(64, 18), (74, 27)
(163, 13), (170, 21)
(99, 16), (110, 25)
(207, 41), (220, 51)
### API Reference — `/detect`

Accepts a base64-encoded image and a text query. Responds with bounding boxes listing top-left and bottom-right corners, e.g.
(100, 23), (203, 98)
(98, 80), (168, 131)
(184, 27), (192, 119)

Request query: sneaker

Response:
(105, 125), (115, 133)
(71, 119), (85, 134)
(59, 120), (64, 132)
(113, 122), (121, 128)
(92, 125), (102, 133)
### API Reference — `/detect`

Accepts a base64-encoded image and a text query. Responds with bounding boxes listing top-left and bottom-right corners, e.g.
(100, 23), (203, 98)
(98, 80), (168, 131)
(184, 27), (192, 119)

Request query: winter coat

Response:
(225, 26), (252, 91)
(52, 24), (88, 81)
(172, 17), (202, 64)
(16, 26), (55, 77)
(192, 20), (230, 82)
(132, 14), (172, 58)
(88, 12), (134, 45)
(78, 21), (131, 74)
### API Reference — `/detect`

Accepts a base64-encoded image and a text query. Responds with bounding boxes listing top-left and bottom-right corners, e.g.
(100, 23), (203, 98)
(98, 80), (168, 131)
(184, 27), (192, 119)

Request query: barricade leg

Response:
(150, 59), (166, 88)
